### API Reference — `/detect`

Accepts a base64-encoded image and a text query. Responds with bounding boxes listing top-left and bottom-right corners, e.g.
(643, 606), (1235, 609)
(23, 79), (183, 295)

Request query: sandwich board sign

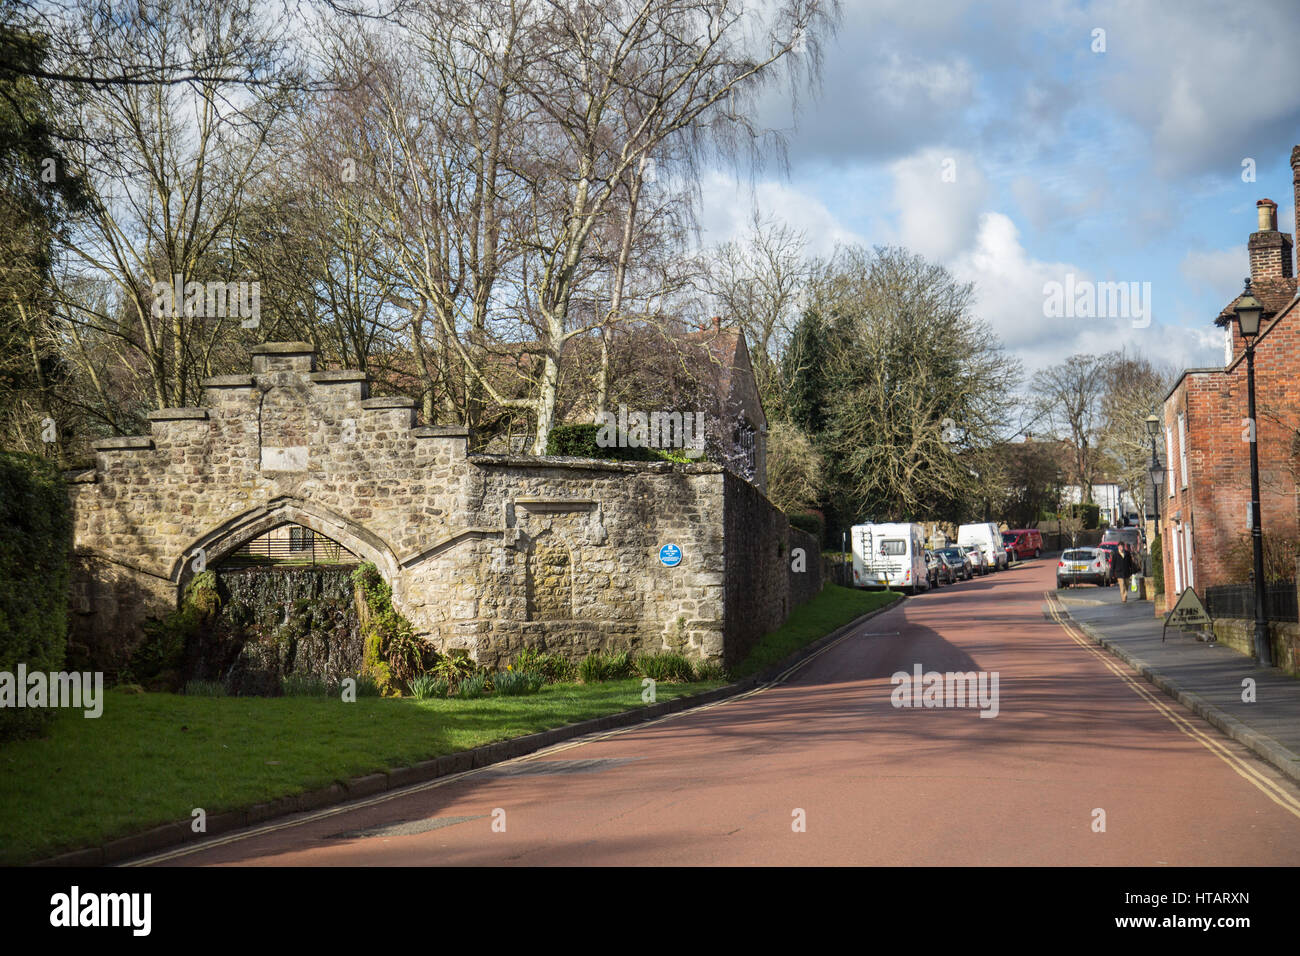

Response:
(1162, 587), (1212, 643)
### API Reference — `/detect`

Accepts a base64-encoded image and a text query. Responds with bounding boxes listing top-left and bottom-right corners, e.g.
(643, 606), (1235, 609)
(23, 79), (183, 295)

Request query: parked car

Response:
(1057, 548), (1112, 588)
(936, 547), (971, 581)
(958, 522), (1009, 571)
(1002, 528), (1044, 560)
(924, 550), (951, 588)
(1101, 527), (1143, 551)
(960, 545), (989, 576)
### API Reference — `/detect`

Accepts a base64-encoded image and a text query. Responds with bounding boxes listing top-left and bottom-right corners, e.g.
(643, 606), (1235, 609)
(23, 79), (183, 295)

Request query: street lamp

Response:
(1145, 414), (1164, 534)
(1146, 414), (1165, 582)
(1234, 278), (1273, 667)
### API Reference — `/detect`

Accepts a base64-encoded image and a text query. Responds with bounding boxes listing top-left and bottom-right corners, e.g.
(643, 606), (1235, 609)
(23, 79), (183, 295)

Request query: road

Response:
(140, 557), (1300, 866)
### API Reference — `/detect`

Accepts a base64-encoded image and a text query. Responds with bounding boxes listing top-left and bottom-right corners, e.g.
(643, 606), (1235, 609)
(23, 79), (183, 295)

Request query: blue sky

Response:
(697, 0), (1300, 376)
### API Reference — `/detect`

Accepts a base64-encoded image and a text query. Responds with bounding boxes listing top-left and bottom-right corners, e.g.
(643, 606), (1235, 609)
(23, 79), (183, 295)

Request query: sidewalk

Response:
(1051, 586), (1300, 784)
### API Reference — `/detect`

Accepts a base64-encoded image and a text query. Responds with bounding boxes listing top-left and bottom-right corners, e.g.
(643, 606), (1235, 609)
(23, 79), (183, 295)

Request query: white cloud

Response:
(696, 173), (865, 256)
(1180, 246), (1247, 297)
(888, 148), (989, 261)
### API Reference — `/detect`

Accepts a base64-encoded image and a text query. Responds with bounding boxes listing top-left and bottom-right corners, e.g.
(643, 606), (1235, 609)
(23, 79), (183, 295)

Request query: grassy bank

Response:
(0, 679), (719, 865)
(732, 584), (901, 678)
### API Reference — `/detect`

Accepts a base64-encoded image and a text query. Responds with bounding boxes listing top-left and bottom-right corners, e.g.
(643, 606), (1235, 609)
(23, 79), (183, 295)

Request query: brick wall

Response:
(1162, 306), (1300, 606)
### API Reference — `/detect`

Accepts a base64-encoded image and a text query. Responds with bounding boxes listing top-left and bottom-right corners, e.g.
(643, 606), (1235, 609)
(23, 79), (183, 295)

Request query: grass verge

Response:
(731, 584), (901, 679)
(0, 678), (720, 865)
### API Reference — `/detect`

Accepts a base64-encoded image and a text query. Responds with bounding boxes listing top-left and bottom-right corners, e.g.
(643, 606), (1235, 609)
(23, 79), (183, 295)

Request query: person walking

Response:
(1116, 544), (1133, 603)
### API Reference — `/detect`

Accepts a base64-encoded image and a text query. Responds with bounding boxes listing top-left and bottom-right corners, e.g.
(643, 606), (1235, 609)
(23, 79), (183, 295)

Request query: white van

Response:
(957, 522), (1008, 571)
(851, 522), (928, 594)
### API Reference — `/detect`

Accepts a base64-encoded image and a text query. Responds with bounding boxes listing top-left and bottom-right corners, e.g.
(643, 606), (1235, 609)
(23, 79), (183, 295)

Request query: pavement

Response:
(121, 554), (1300, 866)
(1050, 581), (1300, 785)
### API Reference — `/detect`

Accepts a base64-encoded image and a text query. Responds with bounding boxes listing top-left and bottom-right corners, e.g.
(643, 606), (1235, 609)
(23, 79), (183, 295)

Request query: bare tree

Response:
(515, 0), (837, 452)
(1030, 353), (1112, 505)
(704, 208), (812, 405)
(1098, 348), (1178, 524)
(51, 0), (300, 412)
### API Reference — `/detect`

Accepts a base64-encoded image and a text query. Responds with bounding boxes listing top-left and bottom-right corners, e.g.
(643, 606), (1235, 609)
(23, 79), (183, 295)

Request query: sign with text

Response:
(1162, 587), (1211, 642)
(658, 543), (682, 567)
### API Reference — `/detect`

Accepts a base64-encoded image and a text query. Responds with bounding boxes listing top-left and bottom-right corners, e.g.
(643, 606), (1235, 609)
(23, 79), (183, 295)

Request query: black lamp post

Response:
(1234, 278), (1273, 667)
(1145, 414), (1164, 536)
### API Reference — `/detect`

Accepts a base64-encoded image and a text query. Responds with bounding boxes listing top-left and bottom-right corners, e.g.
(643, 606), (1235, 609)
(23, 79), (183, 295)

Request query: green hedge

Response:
(1150, 535), (1163, 593)
(788, 511), (825, 546)
(0, 452), (72, 741)
(546, 422), (669, 462)
(1065, 502), (1101, 530)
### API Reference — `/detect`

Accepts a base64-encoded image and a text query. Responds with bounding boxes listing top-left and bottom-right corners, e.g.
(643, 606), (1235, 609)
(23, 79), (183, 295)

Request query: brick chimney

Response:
(1249, 198), (1293, 281)
(712, 315), (722, 333)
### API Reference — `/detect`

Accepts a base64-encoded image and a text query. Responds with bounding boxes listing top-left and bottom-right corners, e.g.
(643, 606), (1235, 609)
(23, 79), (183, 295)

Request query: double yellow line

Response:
(1045, 592), (1300, 819)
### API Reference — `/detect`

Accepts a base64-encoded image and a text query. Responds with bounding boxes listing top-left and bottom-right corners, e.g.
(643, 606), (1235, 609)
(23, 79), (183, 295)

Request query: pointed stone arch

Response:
(171, 497), (401, 596)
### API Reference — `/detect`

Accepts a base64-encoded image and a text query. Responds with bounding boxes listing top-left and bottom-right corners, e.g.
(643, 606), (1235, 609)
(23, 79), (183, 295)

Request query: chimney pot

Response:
(1257, 198), (1278, 232)
(712, 315), (722, 332)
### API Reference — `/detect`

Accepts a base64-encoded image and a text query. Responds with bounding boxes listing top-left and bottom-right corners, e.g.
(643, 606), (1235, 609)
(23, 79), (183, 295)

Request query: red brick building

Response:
(1160, 147), (1300, 605)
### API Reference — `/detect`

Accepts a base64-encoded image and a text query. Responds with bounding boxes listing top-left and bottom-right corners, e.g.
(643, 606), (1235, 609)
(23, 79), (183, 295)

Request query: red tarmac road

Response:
(140, 558), (1300, 866)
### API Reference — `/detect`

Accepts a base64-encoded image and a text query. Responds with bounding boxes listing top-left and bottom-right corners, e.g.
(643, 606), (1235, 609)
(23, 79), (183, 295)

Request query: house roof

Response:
(1214, 275), (1298, 327)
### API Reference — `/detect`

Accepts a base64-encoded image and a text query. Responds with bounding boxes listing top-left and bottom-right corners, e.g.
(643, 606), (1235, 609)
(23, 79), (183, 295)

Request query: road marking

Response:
(1044, 592), (1300, 819)
(127, 604), (901, 866)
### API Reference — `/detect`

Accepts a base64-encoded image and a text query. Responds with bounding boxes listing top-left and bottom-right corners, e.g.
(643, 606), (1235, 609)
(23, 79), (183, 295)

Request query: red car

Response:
(1001, 529), (1044, 560)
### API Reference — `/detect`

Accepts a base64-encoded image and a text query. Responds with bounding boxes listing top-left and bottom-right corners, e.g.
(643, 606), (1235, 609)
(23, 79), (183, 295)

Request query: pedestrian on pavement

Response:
(1116, 544), (1133, 602)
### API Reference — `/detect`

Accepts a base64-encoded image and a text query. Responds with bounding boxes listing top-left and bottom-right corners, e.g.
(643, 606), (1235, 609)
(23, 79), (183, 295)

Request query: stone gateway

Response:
(67, 343), (819, 673)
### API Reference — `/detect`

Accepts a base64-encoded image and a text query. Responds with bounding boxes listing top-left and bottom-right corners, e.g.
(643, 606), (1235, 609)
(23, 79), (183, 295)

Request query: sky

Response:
(696, 0), (1300, 379)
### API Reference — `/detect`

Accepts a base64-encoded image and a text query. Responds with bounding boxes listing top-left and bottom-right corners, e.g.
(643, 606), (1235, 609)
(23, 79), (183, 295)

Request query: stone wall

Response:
(1211, 618), (1300, 677)
(67, 342), (816, 672)
(721, 472), (823, 665)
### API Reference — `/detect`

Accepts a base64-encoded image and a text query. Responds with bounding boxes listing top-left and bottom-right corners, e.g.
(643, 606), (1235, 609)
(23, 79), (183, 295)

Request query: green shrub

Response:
(410, 674), (451, 700)
(429, 651), (478, 685)
(130, 572), (220, 691)
(456, 672), (488, 699)
(1150, 535), (1164, 593)
(1065, 502), (1101, 530)
(512, 648), (577, 683)
(353, 674), (382, 698)
(635, 652), (696, 683)
(493, 669), (545, 696)
(788, 511), (825, 545)
(546, 423), (701, 463)
(0, 452), (73, 741)
(693, 660), (728, 682)
(183, 680), (227, 697)
(282, 675), (331, 697)
(578, 650), (633, 683)
(353, 562), (427, 695)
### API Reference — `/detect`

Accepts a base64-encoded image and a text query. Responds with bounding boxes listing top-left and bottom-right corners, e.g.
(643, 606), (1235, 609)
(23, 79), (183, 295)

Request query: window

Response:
(1165, 426), (1175, 497)
(289, 526), (313, 552)
(878, 539), (907, 556)
(733, 418), (757, 479)
(1177, 413), (1188, 489)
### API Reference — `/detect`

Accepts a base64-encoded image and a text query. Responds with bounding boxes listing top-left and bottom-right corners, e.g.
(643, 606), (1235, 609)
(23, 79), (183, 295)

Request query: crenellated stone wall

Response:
(67, 342), (820, 672)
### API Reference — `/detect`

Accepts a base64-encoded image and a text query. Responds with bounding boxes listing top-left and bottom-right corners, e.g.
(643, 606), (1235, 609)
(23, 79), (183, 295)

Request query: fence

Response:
(1204, 581), (1299, 623)
(221, 525), (356, 567)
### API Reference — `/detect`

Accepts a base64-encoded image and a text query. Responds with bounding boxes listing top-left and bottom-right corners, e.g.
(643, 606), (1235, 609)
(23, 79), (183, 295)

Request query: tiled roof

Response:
(1214, 276), (1298, 326)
